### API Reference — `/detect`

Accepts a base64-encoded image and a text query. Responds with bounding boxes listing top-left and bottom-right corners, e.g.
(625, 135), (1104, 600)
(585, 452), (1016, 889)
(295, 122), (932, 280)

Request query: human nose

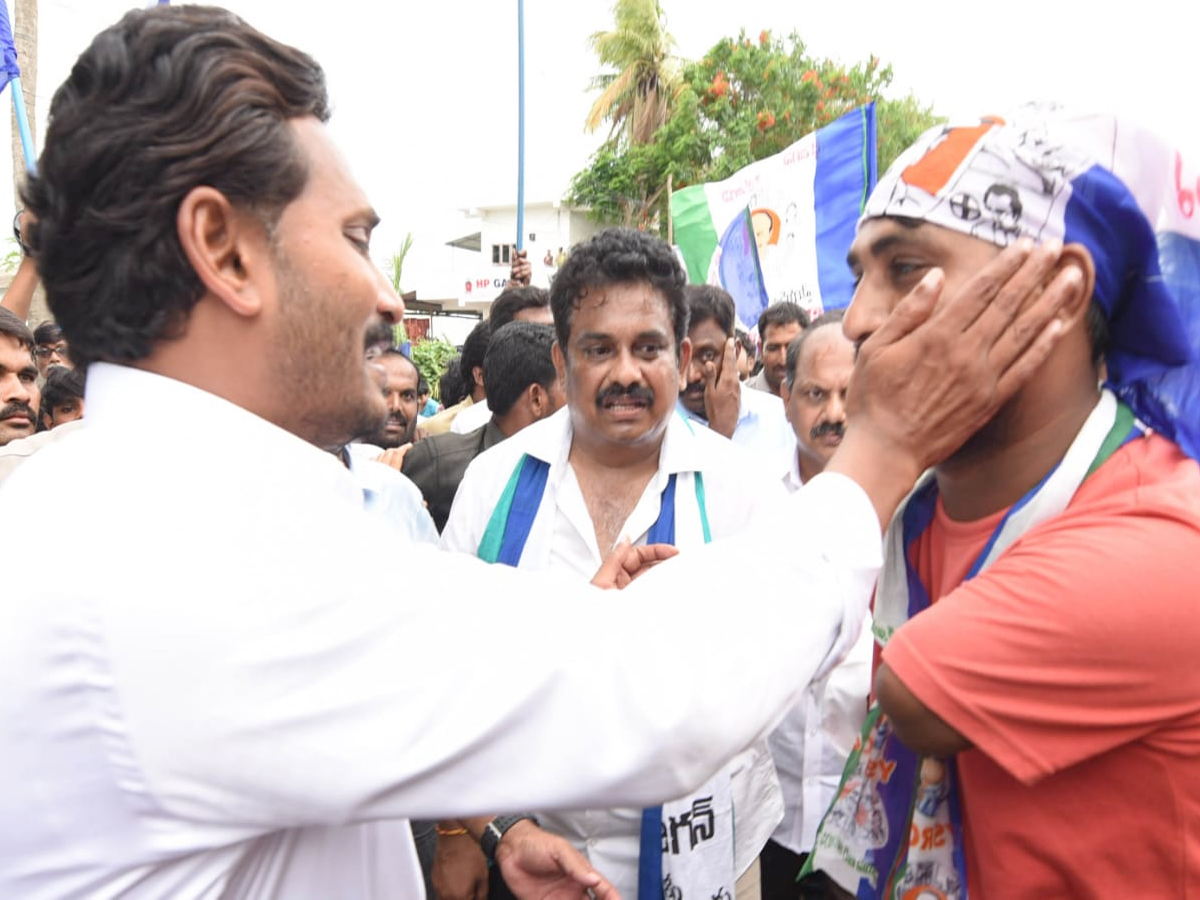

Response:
(843, 283), (889, 347)
(374, 267), (404, 324)
(827, 389), (847, 422)
(612, 346), (642, 385)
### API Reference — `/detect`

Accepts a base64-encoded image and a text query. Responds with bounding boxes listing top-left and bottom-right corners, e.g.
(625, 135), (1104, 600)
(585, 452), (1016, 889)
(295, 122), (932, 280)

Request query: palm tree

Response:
(585, 0), (681, 146)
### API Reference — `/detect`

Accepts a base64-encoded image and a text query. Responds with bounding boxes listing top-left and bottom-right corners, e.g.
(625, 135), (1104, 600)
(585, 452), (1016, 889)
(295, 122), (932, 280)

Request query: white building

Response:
(446, 199), (606, 311)
(402, 200), (608, 346)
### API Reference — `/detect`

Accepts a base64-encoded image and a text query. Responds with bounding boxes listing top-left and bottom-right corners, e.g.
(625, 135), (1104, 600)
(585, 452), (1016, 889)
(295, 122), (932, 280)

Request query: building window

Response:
(491, 244), (514, 266)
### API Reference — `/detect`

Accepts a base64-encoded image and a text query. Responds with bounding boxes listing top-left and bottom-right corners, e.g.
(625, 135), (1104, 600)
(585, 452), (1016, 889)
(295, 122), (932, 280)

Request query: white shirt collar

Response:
(85, 362), (362, 507)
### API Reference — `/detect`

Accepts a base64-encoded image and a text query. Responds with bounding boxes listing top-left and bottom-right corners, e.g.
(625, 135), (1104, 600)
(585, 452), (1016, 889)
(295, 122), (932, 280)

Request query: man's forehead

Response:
(572, 283), (672, 335)
(764, 321), (801, 343)
(0, 334), (34, 368)
(798, 325), (853, 372)
(380, 354), (418, 383)
(286, 116), (374, 214)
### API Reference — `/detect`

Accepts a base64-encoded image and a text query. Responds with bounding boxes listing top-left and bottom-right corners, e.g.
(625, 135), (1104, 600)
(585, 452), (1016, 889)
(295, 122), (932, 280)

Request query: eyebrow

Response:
(576, 329), (670, 343)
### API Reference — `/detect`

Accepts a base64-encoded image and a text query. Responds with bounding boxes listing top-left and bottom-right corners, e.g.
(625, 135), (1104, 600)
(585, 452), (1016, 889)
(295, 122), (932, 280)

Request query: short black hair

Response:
(784, 309), (845, 390)
(41, 364), (87, 410)
(33, 321), (63, 346)
(757, 302), (809, 340)
(549, 227), (688, 358)
(459, 320), (491, 389)
(0, 308), (34, 352)
(23, 5), (330, 368)
(439, 355), (468, 406)
(489, 285), (550, 331)
(684, 284), (735, 338)
(483, 322), (557, 417)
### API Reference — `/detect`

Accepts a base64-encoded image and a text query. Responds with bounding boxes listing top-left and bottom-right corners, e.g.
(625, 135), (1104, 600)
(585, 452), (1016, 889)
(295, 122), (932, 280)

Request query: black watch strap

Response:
(480, 813), (538, 863)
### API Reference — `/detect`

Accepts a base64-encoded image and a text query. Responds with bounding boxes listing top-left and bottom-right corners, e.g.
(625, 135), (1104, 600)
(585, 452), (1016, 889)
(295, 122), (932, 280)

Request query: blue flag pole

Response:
(0, 0), (33, 177)
(10, 74), (34, 177)
(515, 0), (525, 252)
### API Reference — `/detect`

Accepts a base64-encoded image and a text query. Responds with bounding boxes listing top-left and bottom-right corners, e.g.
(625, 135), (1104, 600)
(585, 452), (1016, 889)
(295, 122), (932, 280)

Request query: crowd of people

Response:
(1, 5), (1198, 900)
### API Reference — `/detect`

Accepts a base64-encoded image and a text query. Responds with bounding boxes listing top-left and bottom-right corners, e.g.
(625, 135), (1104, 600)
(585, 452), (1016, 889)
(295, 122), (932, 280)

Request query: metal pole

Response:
(515, 0), (525, 251)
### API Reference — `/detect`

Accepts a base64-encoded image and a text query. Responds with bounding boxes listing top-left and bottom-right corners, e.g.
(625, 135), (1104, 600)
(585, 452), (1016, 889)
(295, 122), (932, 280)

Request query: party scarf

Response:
(478, 453), (734, 900)
(804, 391), (1141, 897)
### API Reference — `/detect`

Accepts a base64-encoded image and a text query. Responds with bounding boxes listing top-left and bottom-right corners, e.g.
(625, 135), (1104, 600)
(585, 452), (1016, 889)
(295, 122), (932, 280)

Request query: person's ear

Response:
(1054, 243), (1096, 329)
(176, 186), (269, 318)
(678, 335), (693, 378)
(528, 382), (547, 418)
(552, 341), (566, 386)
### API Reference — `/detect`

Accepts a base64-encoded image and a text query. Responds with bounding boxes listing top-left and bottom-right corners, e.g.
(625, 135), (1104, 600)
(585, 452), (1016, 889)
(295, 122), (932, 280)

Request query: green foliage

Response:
(410, 336), (457, 399)
(388, 232), (414, 294)
(2, 237), (23, 274)
(585, 0), (681, 145)
(569, 29), (942, 236)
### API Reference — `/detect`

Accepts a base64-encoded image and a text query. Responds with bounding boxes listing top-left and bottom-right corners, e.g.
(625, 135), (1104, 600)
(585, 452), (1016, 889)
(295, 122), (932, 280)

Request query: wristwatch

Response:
(480, 813), (539, 864)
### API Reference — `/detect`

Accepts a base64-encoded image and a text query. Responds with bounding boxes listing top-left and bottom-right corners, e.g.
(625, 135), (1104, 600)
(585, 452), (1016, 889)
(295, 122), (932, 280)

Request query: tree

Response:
(584, 0), (683, 146)
(569, 30), (942, 236)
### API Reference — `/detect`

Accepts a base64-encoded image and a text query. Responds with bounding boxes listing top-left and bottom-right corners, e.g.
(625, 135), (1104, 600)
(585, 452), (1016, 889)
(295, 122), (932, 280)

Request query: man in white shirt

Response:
(441, 229), (790, 900)
(765, 308), (872, 900)
(747, 302), (809, 396)
(781, 310), (855, 492)
(678, 284), (796, 470)
(0, 6), (1074, 898)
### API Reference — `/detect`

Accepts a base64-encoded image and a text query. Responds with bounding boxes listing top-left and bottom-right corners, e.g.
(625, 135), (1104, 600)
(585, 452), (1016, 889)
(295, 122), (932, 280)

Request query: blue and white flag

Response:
(670, 104), (877, 326)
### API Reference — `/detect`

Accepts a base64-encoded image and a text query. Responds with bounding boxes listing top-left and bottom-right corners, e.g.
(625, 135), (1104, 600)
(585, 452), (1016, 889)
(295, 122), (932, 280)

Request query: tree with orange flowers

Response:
(570, 29), (940, 236)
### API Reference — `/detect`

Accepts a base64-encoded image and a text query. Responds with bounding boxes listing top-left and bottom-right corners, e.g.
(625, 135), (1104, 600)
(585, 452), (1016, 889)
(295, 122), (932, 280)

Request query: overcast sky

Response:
(6, 0), (1198, 295)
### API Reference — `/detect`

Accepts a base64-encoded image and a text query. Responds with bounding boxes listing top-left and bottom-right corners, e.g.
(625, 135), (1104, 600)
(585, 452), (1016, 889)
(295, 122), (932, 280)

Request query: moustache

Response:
(810, 420), (845, 441)
(386, 411), (410, 428)
(595, 384), (655, 408)
(0, 401), (35, 422)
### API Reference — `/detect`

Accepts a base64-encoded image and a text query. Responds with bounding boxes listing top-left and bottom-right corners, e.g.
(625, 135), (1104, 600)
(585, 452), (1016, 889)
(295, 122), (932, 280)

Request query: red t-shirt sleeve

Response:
(883, 439), (1200, 786)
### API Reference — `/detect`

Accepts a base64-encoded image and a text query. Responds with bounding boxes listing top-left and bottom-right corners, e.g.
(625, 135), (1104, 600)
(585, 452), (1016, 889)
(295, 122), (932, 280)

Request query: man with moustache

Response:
(0, 308), (40, 446)
(371, 347), (420, 450)
(748, 302), (809, 396)
(441, 228), (792, 900)
(677, 284), (797, 469)
(781, 310), (855, 490)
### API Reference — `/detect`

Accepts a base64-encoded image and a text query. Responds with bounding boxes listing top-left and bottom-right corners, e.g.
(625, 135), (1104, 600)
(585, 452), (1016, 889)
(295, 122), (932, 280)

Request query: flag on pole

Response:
(670, 104), (876, 326)
(0, 2), (20, 91)
(714, 207), (770, 330)
(0, 0), (35, 175)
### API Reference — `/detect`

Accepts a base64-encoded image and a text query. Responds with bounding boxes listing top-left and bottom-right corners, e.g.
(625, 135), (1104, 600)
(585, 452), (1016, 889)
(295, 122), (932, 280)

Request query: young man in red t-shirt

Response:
(809, 108), (1200, 898)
